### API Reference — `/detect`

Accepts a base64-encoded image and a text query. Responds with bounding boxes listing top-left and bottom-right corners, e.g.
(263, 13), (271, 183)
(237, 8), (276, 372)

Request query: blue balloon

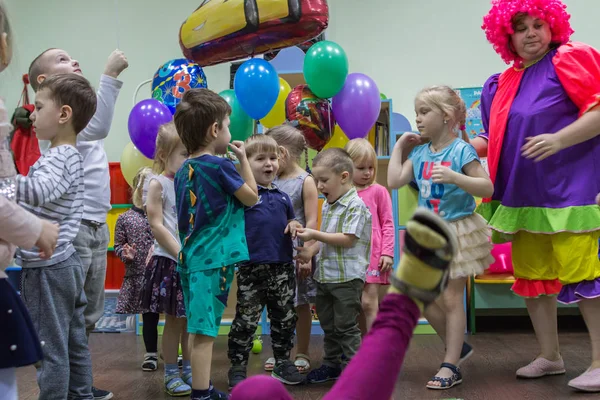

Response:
(152, 59), (208, 114)
(234, 58), (279, 120)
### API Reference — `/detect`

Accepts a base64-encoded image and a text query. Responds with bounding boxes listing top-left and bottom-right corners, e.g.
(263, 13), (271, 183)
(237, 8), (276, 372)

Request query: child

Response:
(173, 88), (258, 400)
(29, 45), (128, 400)
(15, 73), (97, 399)
(388, 85), (494, 390)
(345, 138), (395, 334)
(227, 134), (305, 389)
(0, 6), (60, 397)
(139, 122), (190, 396)
(295, 148), (372, 384)
(231, 208), (458, 400)
(113, 167), (157, 371)
(265, 124), (319, 374)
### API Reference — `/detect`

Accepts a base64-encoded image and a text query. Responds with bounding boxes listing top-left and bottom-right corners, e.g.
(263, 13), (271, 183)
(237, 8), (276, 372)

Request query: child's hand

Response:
(104, 50), (129, 78)
(379, 255), (394, 273)
(228, 141), (247, 160)
(432, 165), (457, 184)
(295, 227), (317, 242)
(36, 220), (59, 259)
(122, 244), (136, 261)
(399, 132), (424, 152)
(297, 261), (312, 280)
(294, 245), (314, 264)
(284, 220), (303, 238)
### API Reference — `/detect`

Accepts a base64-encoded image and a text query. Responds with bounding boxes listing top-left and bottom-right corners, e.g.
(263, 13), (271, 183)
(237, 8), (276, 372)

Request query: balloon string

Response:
(133, 79), (153, 106)
(114, 0), (121, 48)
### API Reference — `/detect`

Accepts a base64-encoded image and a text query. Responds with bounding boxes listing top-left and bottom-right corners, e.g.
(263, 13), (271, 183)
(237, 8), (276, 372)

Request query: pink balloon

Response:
(487, 242), (513, 274)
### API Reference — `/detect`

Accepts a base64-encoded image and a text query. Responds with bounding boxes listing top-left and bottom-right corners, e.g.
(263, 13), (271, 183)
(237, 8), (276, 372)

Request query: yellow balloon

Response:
(322, 125), (349, 150)
(120, 142), (154, 187)
(261, 77), (291, 128)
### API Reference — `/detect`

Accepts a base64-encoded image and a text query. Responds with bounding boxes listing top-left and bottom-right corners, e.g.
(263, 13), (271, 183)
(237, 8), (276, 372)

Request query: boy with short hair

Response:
(295, 148), (372, 384)
(29, 48), (127, 400)
(16, 73), (97, 400)
(173, 88), (258, 400)
(227, 134), (305, 389)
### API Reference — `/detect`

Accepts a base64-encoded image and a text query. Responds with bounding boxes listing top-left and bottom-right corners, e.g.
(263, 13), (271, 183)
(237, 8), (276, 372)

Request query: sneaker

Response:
(228, 365), (247, 389)
(306, 364), (341, 384)
(92, 387), (113, 400)
(272, 360), (305, 385)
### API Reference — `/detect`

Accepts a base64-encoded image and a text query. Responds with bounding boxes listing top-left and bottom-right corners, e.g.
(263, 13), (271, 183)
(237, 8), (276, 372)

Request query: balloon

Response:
(286, 85), (335, 151)
(380, 92), (387, 100)
(488, 243), (514, 274)
(234, 58), (280, 120)
(332, 73), (381, 140)
(260, 78), (291, 128)
(120, 142), (153, 187)
(151, 59), (208, 114)
(322, 125), (349, 150)
(128, 100), (173, 159)
(251, 337), (263, 354)
(179, 0), (329, 67)
(303, 41), (348, 99)
(219, 89), (254, 142)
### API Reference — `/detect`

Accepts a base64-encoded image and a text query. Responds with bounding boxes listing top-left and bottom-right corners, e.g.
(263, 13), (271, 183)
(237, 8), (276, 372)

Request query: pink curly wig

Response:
(482, 0), (574, 65)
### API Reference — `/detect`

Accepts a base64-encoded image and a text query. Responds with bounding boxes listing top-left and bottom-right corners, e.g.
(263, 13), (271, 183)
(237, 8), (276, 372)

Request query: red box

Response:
(106, 251), (126, 290)
(109, 162), (131, 205)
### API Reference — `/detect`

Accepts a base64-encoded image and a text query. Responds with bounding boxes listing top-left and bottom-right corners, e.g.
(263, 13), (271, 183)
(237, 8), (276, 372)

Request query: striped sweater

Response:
(16, 145), (84, 268)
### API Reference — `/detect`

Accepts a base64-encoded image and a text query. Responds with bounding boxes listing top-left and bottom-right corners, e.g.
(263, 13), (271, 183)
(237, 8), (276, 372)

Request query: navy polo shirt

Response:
(244, 184), (295, 265)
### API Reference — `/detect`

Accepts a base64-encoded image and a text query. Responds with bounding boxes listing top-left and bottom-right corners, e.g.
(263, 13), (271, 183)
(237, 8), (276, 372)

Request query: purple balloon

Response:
(128, 99), (173, 159)
(332, 73), (381, 139)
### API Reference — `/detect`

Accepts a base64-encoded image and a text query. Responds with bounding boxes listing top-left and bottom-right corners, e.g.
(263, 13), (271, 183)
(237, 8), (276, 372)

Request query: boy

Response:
(173, 88), (258, 400)
(29, 49), (128, 399)
(295, 148), (372, 384)
(16, 74), (97, 400)
(227, 134), (304, 389)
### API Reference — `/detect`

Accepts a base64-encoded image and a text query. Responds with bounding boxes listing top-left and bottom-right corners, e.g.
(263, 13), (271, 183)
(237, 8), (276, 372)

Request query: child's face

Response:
(30, 88), (64, 141)
(353, 158), (374, 187)
(249, 150), (279, 187)
(312, 166), (351, 204)
(38, 49), (82, 80)
(166, 142), (188, 175)
(415, 99), (445, 140)
(214, 115), (232, 154)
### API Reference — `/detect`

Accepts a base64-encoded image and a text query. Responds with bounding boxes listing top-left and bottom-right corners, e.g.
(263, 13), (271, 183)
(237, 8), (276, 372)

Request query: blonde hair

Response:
(416, 85), (469, 142)
(244, 134), (279, 159)
(344, 138), (377, 185)
(265, 124), (309, 167)
(153, 122), (181, 174)
(132, 167), (152, 208)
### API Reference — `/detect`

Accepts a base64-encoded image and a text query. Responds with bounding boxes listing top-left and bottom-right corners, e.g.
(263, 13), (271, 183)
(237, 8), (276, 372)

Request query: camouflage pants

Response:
(228, 263), (297, 366)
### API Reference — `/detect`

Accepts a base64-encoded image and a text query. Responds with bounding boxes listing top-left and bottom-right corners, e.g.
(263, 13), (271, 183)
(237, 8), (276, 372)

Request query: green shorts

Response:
(181, 265), (235, 337)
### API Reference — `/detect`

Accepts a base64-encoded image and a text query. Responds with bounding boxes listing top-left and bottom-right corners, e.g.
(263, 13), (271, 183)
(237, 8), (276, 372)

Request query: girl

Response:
(265, 124), (319, 374)
(140, 122), (191, 396)
(388, 85), (494, 390)
(114, 167), (158, 371)
(0, 3), (59, 398)
(345, 138), (395, 334)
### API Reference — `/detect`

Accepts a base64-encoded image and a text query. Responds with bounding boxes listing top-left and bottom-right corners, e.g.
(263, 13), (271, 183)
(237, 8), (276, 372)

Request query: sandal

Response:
(264, 357), (276, 372)
(164, 376), (191, 397)
(141, 353), (158, 372)
(391, 209), (456, 307)
(426, 362), (463, 390)
(294, 353), (311, 373)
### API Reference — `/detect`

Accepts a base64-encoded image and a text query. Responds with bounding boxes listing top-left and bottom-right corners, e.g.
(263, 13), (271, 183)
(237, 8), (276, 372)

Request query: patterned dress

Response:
(114, 206), (154, 314)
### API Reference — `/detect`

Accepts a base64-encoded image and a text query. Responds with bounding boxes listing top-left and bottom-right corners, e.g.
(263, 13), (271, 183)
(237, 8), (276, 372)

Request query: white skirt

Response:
(448, 213), (494, 279)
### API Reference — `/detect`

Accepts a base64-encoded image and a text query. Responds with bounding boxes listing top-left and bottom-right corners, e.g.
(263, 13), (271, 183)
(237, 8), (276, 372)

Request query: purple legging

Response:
(230, 293), (420, 400)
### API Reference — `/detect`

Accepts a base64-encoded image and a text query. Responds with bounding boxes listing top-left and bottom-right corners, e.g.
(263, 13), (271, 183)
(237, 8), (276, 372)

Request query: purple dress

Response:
(479, 43), (600, 303)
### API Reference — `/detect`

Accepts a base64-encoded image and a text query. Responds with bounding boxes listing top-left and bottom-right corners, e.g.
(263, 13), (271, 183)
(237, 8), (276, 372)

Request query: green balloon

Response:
(303, 40), (349, 99)
(218, 89), (254, 142)
(380, 92), (387, 100)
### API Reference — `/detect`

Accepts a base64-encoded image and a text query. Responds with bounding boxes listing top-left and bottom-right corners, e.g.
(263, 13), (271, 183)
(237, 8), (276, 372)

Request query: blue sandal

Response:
(426, 362), (463, 390)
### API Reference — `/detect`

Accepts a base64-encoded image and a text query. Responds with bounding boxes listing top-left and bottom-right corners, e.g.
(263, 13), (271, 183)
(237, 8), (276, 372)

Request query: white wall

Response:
(2, 0), (599, 161)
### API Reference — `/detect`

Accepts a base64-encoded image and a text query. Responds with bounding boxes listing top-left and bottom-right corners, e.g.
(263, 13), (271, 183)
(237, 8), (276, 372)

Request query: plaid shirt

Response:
(315, 187), (372, 284)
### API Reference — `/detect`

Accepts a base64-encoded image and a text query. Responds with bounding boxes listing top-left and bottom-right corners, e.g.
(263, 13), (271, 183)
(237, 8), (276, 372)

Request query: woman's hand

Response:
(521, 134), (564, 162)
